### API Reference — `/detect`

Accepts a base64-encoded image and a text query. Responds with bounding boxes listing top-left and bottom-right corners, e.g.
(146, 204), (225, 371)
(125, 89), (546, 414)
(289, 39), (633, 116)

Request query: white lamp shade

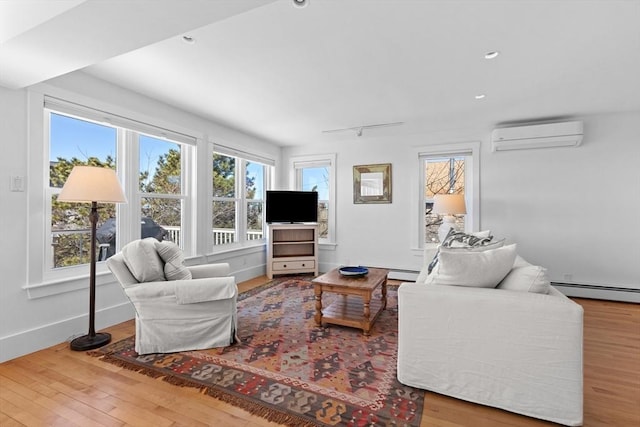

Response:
(58, 166), (127, 204)
(432, 194), (466, 215)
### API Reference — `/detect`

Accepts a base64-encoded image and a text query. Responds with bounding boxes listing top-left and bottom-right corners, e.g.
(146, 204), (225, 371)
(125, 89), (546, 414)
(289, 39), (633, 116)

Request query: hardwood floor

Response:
(1, 276), (638, 427)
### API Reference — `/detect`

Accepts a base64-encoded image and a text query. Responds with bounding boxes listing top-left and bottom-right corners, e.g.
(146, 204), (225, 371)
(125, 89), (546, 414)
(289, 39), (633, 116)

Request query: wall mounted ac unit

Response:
(491, 121), (583, 152)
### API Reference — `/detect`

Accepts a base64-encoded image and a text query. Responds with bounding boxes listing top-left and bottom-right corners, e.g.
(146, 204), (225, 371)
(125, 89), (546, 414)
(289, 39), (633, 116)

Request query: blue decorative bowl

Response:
(339, 266), (369, 276)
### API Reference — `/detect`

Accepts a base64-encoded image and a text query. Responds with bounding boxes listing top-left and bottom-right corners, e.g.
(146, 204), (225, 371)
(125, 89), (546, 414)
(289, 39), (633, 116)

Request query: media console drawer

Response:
(272, 260), (316, 271)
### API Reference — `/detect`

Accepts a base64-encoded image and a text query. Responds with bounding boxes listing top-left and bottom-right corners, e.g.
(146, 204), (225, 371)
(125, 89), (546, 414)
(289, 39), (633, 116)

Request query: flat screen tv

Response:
(266, 190), (318, 224)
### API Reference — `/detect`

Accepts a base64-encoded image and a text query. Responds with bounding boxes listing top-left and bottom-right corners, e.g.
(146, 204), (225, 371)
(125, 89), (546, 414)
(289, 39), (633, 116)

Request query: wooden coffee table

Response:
(312, 267), (388, 335)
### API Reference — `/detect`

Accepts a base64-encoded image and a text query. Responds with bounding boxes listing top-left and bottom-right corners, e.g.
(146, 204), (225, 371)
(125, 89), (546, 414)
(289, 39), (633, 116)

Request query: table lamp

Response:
(432, 194), (466, 242)
(58, 166), (127, 351)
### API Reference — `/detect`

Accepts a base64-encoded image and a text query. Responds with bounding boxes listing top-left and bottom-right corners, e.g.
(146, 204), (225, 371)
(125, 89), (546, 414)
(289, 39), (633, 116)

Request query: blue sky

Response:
(50, 112), (268, 196)
(50, 113), (179, 188)
(301, 167), (329, 200)
(50, 113), (117, 162)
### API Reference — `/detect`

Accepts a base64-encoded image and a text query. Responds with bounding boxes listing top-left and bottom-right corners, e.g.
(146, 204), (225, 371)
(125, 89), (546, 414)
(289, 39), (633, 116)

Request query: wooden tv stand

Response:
(266, 223), (318, 279)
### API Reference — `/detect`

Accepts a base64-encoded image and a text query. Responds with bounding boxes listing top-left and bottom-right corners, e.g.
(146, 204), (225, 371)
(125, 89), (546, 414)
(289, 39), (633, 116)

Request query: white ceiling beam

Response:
(0, 0), (276, 89)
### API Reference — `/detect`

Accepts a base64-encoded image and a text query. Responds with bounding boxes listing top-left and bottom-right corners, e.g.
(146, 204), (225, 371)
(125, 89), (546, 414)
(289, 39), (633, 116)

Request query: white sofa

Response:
(397, 245), (584, 426)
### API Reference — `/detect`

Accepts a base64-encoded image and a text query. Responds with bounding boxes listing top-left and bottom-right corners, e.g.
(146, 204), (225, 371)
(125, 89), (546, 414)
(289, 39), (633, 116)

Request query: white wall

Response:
(482, 113), (640, 289)
(0, 73), (280, 362)
(2, 70), (638, 362)
(283, 112), (640, 292)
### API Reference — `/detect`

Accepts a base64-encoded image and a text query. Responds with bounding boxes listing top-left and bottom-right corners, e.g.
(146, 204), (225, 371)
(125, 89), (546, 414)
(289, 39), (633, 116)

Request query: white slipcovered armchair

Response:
(107, 238), (237, 355)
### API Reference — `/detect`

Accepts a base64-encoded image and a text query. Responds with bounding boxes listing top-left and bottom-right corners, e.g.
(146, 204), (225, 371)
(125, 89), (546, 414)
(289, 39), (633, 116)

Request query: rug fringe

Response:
(202, 387), (322, 427)
(94, 351), (323, 426)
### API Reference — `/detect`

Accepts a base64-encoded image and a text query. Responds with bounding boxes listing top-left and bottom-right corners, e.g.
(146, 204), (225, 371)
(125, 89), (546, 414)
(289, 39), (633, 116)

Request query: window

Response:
(139, 135), (187, 248)
(291, 154), (337, 244)
(414, 143), (479, 247)
(44, 98), (195, 273)
(49, 113), (118, 268)
(212, 148), (271, 249)
(423, 156), (466, 243)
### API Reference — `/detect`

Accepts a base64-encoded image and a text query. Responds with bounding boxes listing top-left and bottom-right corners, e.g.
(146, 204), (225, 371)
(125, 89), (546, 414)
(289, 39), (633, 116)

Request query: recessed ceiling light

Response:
(182, 35), (196, 44)
(484, 51), (499, 59)
(475, 94), (486, 100)
(292, 0), (309, 8)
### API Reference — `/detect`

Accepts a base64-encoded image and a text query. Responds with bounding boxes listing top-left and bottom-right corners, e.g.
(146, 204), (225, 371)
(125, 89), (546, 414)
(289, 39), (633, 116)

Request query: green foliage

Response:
(141, 148), (182, 227)
(51, 149), (264, 266)
(211, 155), (259, 232)
(50, 156), (117, 267)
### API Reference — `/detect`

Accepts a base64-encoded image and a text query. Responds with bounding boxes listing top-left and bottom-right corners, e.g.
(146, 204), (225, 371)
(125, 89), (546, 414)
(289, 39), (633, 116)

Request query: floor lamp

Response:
(432, 194), (467, 242)
(58, 166), (127, 351)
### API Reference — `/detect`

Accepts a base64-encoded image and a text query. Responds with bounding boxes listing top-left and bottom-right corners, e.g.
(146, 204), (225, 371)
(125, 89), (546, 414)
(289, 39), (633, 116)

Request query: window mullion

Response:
(237, 160), (247, 244)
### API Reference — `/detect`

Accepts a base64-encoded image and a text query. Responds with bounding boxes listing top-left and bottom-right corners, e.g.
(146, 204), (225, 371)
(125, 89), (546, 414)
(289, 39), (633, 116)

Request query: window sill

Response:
(23, 269), (115, 299)
(192, 243), (266, 265)
(319, 242), (337, 251)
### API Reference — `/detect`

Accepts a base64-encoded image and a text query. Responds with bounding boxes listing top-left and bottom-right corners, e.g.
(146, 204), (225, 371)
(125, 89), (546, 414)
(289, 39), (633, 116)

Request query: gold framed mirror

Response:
(353, 163), (392, 204)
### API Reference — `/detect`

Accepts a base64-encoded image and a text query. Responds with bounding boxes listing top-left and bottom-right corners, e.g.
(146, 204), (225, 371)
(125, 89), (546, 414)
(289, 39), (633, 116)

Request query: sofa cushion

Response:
(121, 238), (166, 283)
(426, 230), (497, 276)
(498, 264), (551, 294)
(426, 244), (517, 288)
(155, 240), (192, 281)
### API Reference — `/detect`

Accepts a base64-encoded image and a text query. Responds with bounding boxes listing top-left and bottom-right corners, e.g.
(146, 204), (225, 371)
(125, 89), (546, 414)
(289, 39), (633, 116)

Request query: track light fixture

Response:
(322, 121), (404, 137)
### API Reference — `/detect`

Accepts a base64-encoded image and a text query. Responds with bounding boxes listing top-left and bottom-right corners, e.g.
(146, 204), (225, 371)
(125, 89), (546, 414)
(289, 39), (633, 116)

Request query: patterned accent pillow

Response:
(155, 240), (192, 281)
(427, 229), (495, 274)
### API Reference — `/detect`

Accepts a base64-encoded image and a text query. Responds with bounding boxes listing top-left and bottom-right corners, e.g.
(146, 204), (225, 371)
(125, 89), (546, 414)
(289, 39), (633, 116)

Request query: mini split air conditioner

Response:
(491, 121), (583, 152)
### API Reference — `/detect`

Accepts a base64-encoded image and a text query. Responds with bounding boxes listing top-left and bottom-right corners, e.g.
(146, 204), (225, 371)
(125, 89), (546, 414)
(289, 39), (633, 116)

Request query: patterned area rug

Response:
(92, 276), (424, 426)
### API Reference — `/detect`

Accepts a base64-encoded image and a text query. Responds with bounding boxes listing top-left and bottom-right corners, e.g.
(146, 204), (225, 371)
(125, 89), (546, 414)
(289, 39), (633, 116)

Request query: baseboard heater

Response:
(387, 269), (419, 282)
(385, 270), (639, 303)
(551, 282), (639, 303)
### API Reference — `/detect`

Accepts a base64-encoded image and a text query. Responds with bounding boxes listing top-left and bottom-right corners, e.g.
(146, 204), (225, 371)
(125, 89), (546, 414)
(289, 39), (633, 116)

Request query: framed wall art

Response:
(353, 163), (392, 204)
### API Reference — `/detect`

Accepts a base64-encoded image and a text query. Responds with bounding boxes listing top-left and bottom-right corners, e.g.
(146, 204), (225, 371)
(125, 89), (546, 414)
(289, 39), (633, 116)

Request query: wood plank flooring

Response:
(1, 276), (638, 426)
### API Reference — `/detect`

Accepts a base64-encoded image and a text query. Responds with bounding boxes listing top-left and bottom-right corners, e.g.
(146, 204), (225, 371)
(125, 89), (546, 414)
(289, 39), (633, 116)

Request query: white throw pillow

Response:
(513, 254), (531, 268)
(424, 230), (498, 278)
(498, 264), (551, 294)
(121, 238), (166, 283)
(155, 240), (192, 281)
(426, 244), (517, 288)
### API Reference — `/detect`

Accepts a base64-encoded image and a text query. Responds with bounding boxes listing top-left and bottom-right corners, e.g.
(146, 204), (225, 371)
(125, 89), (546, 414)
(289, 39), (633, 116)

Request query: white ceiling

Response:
(2, 0), (639, 146)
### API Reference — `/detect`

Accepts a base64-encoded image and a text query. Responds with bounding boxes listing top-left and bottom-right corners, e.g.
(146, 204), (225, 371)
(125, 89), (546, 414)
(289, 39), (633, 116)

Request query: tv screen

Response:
(266, 191), (318, 224)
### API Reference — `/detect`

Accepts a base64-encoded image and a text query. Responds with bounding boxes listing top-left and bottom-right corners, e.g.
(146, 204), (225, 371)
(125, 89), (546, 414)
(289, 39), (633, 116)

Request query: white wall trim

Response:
(0, 302), (133, 363)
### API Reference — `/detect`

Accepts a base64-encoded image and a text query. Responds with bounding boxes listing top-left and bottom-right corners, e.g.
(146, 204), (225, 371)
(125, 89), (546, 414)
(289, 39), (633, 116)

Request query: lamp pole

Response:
(70, 201), (111, 351)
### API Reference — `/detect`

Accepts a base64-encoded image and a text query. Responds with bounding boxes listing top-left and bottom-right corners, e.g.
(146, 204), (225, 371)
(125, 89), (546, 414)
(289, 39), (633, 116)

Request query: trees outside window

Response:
(49, 113), (118, 268)
(139, 135), (185, 246)
(423, 157), (466, 243)
(47, 111), (192, 269)
(212, 152), (267, 247)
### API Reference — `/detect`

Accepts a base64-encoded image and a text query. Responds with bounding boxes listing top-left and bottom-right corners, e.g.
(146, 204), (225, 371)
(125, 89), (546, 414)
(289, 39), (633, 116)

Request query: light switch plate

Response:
(10, 175), (25, 192)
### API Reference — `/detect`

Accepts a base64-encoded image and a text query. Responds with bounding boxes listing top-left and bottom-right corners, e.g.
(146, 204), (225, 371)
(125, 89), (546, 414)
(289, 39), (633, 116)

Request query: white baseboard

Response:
(0, 302), (134, 363)
(387, 270), (419, 281)
(232, 264), (267, 283)
(552, 283), (640, 303)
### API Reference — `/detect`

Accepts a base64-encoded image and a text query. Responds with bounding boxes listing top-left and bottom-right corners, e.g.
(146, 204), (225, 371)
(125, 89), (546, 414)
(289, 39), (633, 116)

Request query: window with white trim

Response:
(45, 98), (195, 272)
(291, 154), (337, 244)
(416, 143), (479, 246)
(212, 146), (272, 249)
(423, 156), (466, 242)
